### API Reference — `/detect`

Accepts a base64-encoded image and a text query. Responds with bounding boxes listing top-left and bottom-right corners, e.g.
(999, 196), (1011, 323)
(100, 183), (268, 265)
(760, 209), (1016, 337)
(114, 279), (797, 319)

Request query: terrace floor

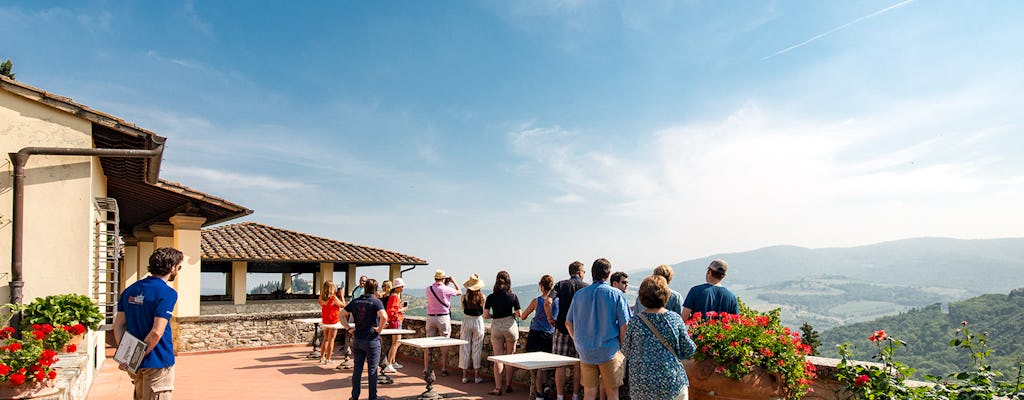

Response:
(86, 345), (535, 400)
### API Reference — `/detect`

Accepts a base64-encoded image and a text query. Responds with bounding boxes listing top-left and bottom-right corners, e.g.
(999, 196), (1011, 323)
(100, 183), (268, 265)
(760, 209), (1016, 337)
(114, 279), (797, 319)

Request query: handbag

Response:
(637, 312), (683, 363)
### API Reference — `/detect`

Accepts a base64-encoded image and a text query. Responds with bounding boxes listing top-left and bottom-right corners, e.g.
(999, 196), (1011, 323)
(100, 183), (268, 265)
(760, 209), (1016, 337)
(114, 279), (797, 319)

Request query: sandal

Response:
(488, 388), (503, 396)
(440, 369), (450, 377)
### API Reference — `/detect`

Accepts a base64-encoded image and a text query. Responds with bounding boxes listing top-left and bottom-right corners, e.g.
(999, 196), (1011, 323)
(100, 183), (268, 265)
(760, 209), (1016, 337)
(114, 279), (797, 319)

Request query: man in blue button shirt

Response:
(114, 247), (182, 400)
(566, 258), (630, 400)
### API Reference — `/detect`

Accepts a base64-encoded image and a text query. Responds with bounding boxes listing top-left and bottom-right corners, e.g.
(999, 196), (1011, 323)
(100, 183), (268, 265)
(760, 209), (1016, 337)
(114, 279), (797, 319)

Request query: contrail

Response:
(761, 0), (915, 61)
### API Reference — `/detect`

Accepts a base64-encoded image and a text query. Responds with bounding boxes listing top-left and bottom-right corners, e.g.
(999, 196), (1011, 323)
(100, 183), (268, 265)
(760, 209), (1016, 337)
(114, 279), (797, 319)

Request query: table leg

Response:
(418, 362), (442, 400)
(307, 323), (322, 359)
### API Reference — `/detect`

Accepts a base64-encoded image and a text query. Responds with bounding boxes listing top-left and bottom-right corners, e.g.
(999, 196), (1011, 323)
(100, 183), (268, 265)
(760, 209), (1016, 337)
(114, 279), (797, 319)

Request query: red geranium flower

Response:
(855, 374), (871, 387)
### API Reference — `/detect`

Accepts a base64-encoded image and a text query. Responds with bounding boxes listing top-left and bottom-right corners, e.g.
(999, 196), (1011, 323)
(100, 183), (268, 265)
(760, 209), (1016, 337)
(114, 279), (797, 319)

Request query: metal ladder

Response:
(93, 197), (120, 328)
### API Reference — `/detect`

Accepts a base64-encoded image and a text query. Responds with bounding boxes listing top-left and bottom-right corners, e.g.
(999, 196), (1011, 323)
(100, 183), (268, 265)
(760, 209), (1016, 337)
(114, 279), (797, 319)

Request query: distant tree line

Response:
(819, 288), (1024, 378)
(250, 277), (313, 294)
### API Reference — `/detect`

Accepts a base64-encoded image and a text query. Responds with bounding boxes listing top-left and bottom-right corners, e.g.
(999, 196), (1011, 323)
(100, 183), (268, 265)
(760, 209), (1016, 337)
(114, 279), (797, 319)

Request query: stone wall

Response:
(200, 299), (319, 315)
(175, 311), (319, 352)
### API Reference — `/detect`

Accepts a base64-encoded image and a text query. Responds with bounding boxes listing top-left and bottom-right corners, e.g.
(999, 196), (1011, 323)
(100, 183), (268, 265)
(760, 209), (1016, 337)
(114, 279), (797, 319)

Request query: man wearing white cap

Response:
(424, 269), (462, 376)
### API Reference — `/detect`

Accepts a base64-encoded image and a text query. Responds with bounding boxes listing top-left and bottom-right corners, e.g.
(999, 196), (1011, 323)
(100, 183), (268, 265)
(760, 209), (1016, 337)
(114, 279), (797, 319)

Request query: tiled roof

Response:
(201, 222), (427, 265)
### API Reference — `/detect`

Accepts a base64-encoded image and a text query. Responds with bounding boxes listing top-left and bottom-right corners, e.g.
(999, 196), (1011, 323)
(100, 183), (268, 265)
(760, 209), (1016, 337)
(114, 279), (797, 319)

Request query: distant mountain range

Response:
(655, 237), (1024, 330)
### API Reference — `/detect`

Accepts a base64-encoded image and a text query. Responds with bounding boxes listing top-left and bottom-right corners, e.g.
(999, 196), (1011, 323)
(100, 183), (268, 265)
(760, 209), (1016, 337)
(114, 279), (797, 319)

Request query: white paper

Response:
(113, 331), (147, 373)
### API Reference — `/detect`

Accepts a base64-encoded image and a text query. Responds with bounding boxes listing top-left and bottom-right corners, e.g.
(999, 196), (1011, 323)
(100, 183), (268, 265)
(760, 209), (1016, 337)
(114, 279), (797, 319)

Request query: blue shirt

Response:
(345, 294), (384, 340)
(529, 295), (556, 333)
(565, 281), (631, 364)
(682, 283), (739, 317)
(117, 276), (177, 369)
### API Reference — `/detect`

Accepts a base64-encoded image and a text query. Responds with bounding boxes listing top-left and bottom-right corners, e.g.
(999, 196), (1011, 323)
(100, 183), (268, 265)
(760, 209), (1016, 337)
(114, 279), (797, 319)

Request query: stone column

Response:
(150, 223), (174, 249)
(232, 261), (247, 305)
(319, 263), (333, 296)
(281, 273), (293, 293)
(389, 264), (401, 282)
(120, 236), (140, 290)
(346, 264), (358, 297)
(169, 215), (206, 318)
(133, 229), (155, 279)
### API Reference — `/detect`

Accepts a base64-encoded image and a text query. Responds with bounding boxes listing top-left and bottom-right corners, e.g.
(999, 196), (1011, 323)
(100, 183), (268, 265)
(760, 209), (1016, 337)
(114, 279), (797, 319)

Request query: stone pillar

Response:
(389, 264), (401, 282)
(232, 261), (247, 305)
(150, 223), (174, 249)
(281, 273), (293, 293)
(120, 237), (140, 290)
(346, 264), (358, 298)
(134, 229), (155, 279)
(319, 263), (333, 296)
(169, 215), (206, 318)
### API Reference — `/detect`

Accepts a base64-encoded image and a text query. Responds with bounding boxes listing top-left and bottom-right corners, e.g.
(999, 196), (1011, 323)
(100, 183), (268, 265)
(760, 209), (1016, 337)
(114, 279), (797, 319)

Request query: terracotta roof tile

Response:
(201, 222), (427, 265)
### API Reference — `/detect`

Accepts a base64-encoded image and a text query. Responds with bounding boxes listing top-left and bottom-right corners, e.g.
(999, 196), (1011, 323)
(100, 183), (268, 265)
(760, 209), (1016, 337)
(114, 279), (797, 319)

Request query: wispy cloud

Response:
(761, 0), (915, 60)
(162, 165), (311, 191)
(182, 0), (213, 37)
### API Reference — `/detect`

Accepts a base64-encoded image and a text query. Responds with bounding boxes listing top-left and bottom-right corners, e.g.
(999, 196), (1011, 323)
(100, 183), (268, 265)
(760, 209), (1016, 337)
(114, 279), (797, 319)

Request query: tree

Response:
(1, 58), (13, 79)
(800, 322), (822, 356)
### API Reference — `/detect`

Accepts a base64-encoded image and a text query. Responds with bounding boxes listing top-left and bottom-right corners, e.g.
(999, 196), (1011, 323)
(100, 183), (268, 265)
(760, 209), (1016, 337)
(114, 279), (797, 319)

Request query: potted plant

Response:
(24, 324), (86, 353)
(14, 294), (103, 332)
(685, 306), (817, 399)
(0, 331), (60, 399)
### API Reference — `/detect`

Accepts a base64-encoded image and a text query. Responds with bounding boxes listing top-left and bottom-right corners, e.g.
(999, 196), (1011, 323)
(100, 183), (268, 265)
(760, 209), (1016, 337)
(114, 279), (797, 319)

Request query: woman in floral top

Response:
(623, 275), (697, 400)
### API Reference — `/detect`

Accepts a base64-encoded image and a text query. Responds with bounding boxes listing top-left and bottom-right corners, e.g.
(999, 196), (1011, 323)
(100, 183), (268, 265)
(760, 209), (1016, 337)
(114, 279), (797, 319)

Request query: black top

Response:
(463, 303), (484, 317)
(548, 276), (588, 333)
(344, 294), (384, 340)
(485, 291), (521, 319)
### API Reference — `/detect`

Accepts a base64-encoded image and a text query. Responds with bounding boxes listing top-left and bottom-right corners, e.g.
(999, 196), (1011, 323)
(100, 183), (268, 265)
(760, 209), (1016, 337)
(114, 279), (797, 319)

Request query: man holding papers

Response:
(113, 247), (183, 400)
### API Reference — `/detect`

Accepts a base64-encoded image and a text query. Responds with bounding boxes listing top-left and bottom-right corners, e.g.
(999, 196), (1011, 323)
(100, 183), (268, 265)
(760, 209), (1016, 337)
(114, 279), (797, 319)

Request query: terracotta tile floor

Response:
(86, 345), (535, 400)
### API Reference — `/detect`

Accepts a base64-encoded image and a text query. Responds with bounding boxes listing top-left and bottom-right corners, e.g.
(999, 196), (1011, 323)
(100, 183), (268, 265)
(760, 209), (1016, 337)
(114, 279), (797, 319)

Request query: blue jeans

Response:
(351, 338), (381, 400)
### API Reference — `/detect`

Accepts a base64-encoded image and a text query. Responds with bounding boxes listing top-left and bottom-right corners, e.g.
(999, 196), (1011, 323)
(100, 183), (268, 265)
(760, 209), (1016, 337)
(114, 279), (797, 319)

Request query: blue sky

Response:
(4, 1), (1023, 286)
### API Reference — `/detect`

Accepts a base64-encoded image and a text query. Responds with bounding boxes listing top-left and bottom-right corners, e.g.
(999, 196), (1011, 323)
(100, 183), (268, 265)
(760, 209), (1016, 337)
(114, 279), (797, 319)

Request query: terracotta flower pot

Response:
(684, 359), (787, 400)
(0, 379), (59, 399)
(60, 334), (84, 353)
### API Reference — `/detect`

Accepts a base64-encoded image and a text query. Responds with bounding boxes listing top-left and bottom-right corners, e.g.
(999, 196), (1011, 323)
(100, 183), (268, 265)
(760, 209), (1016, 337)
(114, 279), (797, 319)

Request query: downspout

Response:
(8, 142), (164, 306)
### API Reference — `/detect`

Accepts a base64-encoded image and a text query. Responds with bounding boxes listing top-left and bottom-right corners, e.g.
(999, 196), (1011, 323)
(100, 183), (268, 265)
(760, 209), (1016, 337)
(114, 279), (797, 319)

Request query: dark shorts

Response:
(525, 330), (553, 353)
(552, 330), (578, 357)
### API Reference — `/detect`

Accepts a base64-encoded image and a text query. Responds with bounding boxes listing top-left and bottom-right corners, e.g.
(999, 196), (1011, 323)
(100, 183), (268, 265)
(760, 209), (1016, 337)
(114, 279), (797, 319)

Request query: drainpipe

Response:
(8, 143), (164, 307)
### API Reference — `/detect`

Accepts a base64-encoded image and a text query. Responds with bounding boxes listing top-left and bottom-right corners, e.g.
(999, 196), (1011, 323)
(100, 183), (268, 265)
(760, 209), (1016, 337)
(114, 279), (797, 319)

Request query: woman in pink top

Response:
(318, 280), (345, 364)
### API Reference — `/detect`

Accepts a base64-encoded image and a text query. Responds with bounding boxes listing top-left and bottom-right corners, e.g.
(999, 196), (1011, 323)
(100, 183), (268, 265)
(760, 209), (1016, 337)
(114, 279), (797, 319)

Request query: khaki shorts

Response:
(580, 351), (624, 389)
(426, 314), (451, 337)
(133, 365), (174, 400)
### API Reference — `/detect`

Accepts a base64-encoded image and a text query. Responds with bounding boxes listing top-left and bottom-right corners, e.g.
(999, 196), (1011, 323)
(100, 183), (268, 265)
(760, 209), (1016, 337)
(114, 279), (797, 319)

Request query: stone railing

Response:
(175, 310), (319, 352)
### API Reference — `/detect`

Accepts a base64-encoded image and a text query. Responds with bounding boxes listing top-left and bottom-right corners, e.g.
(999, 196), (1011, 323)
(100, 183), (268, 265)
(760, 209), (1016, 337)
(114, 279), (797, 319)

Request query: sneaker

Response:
(383, 365), (397, 373)
(475, 377), (484, 384)
(571, 394), (580, 400)
(462, 377), (469, 384)
(392, 362), (403, 369)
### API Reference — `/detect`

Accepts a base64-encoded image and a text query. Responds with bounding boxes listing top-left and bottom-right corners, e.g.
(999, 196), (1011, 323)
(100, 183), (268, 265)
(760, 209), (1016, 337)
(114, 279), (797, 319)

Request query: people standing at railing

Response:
(547, 261), (588, 400)
(459, 274), (486, 384)
(633, 265), (682, 316)
(383, 278), (408, 373)
(566, 258), (630, 400)
(521, 274), (558, 400)
(680, 259), (738, 322)
(424, 269), (462, 376)
(485, 270), (522, 396)
(624, 275), (696, 400)
(341, 278), (387, 400)
(318, 280), (346, 365)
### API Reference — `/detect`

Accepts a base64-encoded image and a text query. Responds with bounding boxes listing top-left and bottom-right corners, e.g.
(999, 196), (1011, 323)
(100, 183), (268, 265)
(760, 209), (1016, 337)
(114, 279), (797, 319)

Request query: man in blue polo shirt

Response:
(566, 258), (630, 400)
(113, 247), (182, 400)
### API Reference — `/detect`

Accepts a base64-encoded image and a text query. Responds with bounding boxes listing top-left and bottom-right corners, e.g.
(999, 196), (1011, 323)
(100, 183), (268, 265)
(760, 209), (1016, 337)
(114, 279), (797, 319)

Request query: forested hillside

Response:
(819, 288), (1024, 378)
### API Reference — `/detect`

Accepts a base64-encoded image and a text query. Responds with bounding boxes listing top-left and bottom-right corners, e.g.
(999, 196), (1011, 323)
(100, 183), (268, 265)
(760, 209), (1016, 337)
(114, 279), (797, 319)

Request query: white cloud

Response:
(161, 165), (310, 191)
(553, 193), (585, 204)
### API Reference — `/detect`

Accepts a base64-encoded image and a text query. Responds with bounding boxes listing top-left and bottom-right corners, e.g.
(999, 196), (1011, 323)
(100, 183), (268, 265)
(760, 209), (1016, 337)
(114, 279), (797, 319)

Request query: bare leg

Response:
(503, 340), (516, 389)
(388, 335), (401, 365)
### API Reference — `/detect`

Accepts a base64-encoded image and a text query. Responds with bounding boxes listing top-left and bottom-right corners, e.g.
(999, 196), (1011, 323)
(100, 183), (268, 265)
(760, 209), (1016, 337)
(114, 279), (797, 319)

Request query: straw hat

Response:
(392, 278), (406, 288)
(463, 274), (485, 291)
(433, 269), (447, 280)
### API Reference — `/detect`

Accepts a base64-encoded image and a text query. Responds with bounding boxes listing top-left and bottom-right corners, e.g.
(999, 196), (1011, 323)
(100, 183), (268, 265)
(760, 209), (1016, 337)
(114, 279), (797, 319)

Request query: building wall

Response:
(0, 89), (96, 303)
